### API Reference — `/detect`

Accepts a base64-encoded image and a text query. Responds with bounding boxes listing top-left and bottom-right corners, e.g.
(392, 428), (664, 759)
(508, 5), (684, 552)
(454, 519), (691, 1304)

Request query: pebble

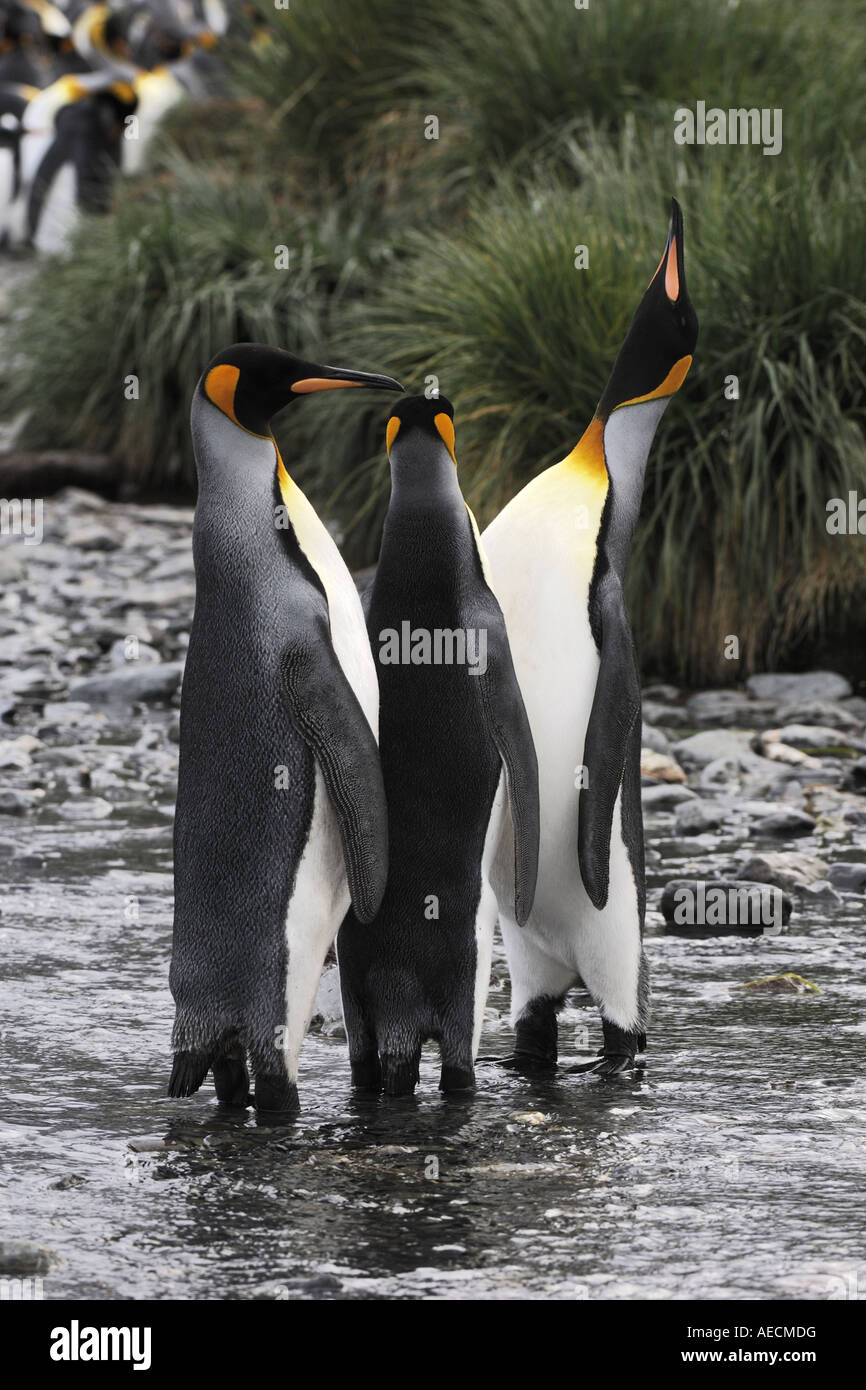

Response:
(825, 863), (866, 892)
(674, 800), (727, 836)
(69, 663), (183, 706)
(751, 809), (816, 839)
(737, 851), (829, 893)
(674, 730), (753, 769)
(641, 723), (670, 754)
(641, 783), (697, 809)
(640, 750), (686, 783)
(735, 973), (820, 995)
(746, 671), (852, 702)
(0, 1239), (59, 1275)
(661, 878), (791, 933)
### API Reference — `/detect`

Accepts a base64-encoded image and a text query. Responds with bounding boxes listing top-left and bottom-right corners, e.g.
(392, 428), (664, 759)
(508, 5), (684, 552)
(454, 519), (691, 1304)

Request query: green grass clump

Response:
(311, 132), (866, 681)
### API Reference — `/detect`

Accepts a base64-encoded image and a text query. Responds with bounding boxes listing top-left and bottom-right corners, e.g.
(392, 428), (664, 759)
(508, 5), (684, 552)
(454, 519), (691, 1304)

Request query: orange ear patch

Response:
(291, 378), (363, 394)
(665, 236), (680, 301)
(204, 363), (241, 424)
(434, 412), (457, 464)
(385, 416), (401, 453)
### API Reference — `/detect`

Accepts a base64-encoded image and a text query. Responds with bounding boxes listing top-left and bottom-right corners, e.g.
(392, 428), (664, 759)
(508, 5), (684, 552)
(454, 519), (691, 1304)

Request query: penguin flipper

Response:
(280, 620), (388, 924)
(578, 568), (641, 911)
(478, 608), (540, 926)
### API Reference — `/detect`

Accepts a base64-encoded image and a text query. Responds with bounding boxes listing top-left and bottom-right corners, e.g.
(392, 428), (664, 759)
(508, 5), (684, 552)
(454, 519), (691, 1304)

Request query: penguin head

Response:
(597, 197), (699, 420)
(200, 343), (404, 438)
(384, 394), (457, 470)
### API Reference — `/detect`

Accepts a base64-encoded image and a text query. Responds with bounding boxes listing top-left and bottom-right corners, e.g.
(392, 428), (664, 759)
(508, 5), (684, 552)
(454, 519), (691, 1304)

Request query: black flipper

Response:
(579, 566), (642, 911)
(280, 616), (388, 924)
(477, 601), (540, 925)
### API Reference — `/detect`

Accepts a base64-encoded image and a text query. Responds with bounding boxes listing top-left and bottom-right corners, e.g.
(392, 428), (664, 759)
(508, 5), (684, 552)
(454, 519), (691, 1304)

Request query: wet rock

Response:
(0, 1239), (59, 1275)
(641, 783), (697, 810)
(661, 878), (791, 934)
(736, 850), (828, 893)
(0, 788), (44, 814)
(310, 966), (343, 1034)
(779, 700), (864, 732)
(751, 809), (816, 838)
(640, 750), (686, 783)
(843, 806), (866, 826)
(735, 973), (819, 995)
(800, 879), (841, 903)
(641, 723), (670, 754)
(642, 701), (684, 728)
(825, 863), (866, 892)
(673, 729), (752, 769)
(685, 689), (776, 728)
(65, 523), (121, 552)
(642, 683), (680, 702)
(841, 696), (866, 722)
(843, 757), (866, 791)
(50, 1174), (87, 1190)
(0, 735), (43, 769)
(56, 797), (114, 821)
(674, 800), (727, 836)
(127, 1135), (168, 1153)
(69, 663), (183, 707)
(770, 724), (866, 755)
(746, 671), (852, 703)
(108, 639), (162, 667)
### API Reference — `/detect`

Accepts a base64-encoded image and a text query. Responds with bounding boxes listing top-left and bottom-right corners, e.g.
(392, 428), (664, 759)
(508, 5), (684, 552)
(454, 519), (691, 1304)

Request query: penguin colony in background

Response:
(168, 200), (699, 1114)
(0, 0), (258, 253)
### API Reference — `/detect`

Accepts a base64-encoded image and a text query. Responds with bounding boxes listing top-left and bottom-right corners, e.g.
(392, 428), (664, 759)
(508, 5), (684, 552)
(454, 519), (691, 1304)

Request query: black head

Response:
(200, 342), (404, 436)
(597, 197), (699, 420)
(385, 393), (457, 463)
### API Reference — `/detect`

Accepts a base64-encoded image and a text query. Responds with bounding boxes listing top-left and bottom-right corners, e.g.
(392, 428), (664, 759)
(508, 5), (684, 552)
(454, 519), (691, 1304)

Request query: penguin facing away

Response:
(169, 343), (403, 1115)
(482, 198), (699, 1074)
(337, 395), (539, 1097)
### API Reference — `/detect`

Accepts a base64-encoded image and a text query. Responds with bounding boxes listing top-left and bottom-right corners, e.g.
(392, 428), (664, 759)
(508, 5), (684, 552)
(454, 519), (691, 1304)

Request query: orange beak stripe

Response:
(290, 378), (364, 394)
(665, 236), (680, 302)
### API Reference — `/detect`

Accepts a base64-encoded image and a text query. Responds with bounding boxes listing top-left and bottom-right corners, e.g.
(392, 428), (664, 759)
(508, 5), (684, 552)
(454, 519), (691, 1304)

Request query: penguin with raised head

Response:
(482, 198), (698, 1074)
(169, 343), (403, 1115)
(338, 394), (539, 1097)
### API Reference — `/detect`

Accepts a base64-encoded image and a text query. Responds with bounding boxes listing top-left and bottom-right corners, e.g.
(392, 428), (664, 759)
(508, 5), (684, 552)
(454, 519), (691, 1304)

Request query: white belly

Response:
(482, 459), (642, 1024)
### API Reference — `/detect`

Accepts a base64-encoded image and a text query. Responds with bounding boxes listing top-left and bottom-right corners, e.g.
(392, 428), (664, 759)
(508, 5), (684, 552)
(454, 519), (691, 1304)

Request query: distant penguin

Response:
(17, 72), (135, 251)
(337, 395), (539, 1097)
(482, 199), (699, 1074)
(169, 343), (403, 1115)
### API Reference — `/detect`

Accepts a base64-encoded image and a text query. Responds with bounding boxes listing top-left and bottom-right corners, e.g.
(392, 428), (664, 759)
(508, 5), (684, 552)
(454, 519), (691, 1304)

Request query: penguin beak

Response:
(291, 366), (404, 395)
(655, 196), (685, 304)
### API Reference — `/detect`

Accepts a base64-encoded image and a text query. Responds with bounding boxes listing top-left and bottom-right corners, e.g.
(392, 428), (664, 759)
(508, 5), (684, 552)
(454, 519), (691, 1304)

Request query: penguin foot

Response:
(569, 1024), (647, 1077)
(254, 1073), (300, 1115)
(439, 1064), (475, 1094)
(213, 1055), (251, 1108)
(380, 1055), (420, 1098)
(493, 1051), (558, 1075)
(168, 1050), (211, 1098)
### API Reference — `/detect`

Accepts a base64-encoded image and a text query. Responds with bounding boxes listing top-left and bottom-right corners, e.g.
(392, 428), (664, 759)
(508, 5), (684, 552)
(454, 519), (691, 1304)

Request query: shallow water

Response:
(2, 774), (865, 1302)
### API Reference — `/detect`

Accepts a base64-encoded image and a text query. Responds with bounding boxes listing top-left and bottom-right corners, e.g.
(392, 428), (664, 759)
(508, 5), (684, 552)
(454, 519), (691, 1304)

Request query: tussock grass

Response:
(6, 0), (866, 679)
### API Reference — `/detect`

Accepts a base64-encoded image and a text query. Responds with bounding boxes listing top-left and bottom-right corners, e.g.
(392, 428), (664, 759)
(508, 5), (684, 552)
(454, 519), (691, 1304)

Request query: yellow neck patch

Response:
(615, 354), (692, 412)
(562, 415), (608, 483)
(434, 412), (457, 465)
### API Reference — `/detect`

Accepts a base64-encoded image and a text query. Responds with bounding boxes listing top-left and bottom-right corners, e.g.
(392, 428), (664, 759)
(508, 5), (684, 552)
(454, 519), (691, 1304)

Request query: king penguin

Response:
(482, 199), (699, 1074)
(169, 343), (403, 1114)
(337, 395), (539, 1096)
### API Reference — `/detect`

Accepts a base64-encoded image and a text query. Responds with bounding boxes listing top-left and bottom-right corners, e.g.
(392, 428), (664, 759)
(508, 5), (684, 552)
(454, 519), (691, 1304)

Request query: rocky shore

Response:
(3, 489), (866, 946)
